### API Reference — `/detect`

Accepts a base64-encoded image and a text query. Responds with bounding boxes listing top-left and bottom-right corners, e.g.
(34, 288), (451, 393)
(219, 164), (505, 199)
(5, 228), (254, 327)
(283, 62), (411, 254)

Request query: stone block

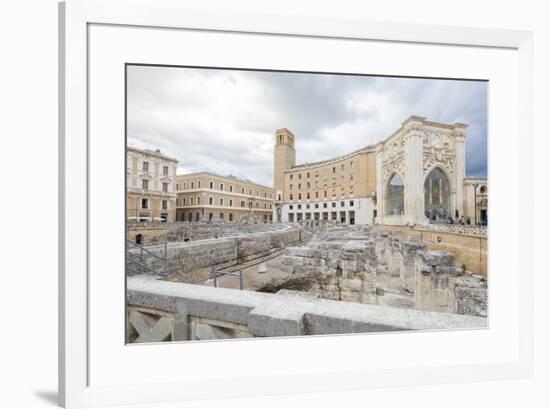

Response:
(340, 278), (363, 291)
(248, 304), (306, 337)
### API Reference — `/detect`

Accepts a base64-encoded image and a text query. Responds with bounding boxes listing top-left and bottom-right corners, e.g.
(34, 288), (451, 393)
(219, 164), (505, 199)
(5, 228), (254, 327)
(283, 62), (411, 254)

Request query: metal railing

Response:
(126, 239), (169, 277)
(209, 266), (244, 290)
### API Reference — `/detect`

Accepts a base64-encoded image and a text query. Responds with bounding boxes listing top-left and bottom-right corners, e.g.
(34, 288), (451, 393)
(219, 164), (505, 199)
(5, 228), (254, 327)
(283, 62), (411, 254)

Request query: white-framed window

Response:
(162, 200), (168, 210)
(141, 198), (148, 209)
(142, 161), (149, 172)
(162, 166), (169, 176)
(209, 197), (213, 205)
(142, 179), (149, 190)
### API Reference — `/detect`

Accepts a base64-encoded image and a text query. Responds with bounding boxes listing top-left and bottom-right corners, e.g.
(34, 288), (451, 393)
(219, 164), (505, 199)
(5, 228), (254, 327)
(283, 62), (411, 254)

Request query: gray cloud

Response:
(127, 65), (487, 186)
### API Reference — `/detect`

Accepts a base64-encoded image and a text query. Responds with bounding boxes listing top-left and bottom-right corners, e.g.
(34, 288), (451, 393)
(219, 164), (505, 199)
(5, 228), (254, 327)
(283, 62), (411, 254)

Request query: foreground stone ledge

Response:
(127, 275), (487, 342)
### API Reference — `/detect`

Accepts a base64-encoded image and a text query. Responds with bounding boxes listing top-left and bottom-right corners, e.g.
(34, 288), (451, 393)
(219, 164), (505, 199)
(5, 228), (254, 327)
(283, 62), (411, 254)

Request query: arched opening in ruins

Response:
(385, 174), (404, 216)
(424, 167), (451, 221)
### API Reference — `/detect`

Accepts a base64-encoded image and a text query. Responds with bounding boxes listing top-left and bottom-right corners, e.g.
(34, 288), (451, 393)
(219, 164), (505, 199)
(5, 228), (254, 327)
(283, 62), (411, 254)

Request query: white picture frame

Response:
(59, 0), (534, 407)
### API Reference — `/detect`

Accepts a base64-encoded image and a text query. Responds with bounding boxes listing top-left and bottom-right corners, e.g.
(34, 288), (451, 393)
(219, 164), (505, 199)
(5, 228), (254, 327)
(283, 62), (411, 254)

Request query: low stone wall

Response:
(131, 225), (309, 279)
(127, 275), (487, 343)
(127, 222), (286, 244)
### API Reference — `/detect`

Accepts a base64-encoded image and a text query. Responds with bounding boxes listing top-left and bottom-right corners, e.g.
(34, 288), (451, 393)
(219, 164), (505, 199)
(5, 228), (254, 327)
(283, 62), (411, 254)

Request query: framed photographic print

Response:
(59, 0), (534, 407)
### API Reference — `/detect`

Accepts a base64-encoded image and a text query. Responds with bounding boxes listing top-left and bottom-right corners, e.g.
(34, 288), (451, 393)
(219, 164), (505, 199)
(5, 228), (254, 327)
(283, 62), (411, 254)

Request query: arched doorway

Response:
(385, 174), (404, 216)
(424, 167), (451, 221)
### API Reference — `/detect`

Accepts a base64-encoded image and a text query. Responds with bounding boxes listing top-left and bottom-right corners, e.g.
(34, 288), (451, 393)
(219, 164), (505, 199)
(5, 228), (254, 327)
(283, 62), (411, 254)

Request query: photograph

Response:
(125, 64), (489, 343)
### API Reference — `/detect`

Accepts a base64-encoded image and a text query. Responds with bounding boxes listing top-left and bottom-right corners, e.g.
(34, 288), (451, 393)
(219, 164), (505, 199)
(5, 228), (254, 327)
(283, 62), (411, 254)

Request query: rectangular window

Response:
(230, 185), (233, 192)
(229, 199), (233, 207)
(190, 197), (194, 205)
(290, 194), (293, 201)
(220, 198), (224, 206)
(290, 174), (293, 180)
(209, 181), (213, 189)
(220, 183), (224, 191)
(162, 200), (168, 210)
(142, 161), (149, 172)
(142, 179), (149, 190)
(289, 205), (293, 210)
(162, 183), (168, 192)
(197, 181), (201, 188)
(209, 197), (213, 205)
(183, 198), (186, 205)
(197, 197), (200, 205)
(350, 200), (354, 207)
(163, 166), (169, 176)
(141, 198), (148, 209)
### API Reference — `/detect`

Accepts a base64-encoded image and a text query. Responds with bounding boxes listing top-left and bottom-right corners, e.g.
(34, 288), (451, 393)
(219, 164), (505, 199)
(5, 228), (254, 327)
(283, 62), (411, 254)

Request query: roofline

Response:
(127, 146), (178, 163)
(286, 115), (469, 171)
(175, 171), (274, 190)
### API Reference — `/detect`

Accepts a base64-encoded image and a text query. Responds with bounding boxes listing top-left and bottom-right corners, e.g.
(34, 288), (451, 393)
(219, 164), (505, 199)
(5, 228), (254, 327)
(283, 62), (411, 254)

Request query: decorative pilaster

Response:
(403, 118), (425, 224)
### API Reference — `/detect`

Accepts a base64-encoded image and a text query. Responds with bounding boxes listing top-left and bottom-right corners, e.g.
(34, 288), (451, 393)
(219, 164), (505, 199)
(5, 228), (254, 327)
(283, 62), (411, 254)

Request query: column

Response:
(403, 121), (425, 224)
(453, 125), (467, 217)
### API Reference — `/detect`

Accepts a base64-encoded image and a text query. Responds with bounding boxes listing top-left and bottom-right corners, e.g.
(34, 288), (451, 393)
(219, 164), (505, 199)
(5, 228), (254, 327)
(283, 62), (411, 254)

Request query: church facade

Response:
(273, 116), (487, 226)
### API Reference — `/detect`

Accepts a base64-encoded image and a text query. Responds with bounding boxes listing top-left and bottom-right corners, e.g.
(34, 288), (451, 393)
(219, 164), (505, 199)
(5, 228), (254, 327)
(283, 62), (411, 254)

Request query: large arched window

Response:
(386, 174), (404, 216)
(424, 167), (451, 220)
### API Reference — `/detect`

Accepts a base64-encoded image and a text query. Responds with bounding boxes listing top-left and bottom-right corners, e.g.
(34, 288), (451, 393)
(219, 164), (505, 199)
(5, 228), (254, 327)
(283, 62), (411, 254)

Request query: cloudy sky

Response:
(127, 65), (487, 187)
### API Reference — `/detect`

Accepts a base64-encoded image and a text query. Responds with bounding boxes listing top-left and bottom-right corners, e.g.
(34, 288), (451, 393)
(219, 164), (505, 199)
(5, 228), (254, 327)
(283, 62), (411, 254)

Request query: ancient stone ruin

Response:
(126, 223), (487, 343)
(269, 225), (486, 317)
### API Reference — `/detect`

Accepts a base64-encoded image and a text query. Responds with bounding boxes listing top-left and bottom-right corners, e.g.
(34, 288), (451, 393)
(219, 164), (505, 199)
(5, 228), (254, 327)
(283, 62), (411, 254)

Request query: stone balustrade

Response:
(127, 275), (487, 343)
(425, 223), (487, 237)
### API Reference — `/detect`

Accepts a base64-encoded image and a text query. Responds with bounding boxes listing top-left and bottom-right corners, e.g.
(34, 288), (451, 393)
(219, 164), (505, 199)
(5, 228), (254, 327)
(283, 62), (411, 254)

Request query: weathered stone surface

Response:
(127, 274), (487, 343)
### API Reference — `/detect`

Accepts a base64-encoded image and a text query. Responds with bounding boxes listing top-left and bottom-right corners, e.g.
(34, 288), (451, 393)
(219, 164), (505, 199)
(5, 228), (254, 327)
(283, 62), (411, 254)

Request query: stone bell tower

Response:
(273, 128), (296, 221)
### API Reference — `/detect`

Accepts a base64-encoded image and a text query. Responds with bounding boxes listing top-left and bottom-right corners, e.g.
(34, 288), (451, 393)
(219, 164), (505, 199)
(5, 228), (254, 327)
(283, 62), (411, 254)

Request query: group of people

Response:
(426, 207), (486, 226)
(446, 215), (472, 225)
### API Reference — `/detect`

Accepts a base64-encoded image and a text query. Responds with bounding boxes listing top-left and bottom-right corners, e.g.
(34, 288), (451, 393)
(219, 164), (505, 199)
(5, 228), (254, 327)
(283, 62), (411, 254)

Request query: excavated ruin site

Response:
(126, 223), (487, 343)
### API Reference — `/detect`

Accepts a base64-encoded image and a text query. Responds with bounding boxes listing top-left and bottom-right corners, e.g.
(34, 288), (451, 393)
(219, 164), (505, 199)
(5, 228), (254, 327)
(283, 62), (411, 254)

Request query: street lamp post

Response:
(472, 183), (479, 225)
